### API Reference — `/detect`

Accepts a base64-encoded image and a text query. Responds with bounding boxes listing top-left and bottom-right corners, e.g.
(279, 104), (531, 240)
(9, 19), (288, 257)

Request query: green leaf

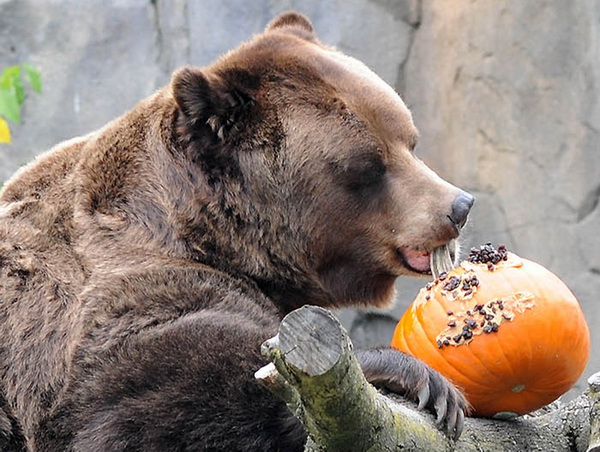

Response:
(0, 87), (21, 123)
(12, 72), (25, 106)
(0, 64), (41, 126)
(0, 66), (20, 90)
(0, 66), (24, 107)
(22, 64), (42, 93)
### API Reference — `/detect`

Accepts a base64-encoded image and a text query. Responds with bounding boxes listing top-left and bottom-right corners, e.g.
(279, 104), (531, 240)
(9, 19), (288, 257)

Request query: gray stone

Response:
(0, 0), (163, 180)
(403, 0), (600, 387)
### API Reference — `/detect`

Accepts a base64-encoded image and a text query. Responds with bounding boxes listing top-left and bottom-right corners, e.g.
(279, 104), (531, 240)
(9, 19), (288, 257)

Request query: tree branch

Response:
(255, 305), (598, 451)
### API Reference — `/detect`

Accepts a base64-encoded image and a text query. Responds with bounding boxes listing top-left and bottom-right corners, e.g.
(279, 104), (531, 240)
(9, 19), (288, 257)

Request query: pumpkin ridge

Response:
(436, 268), (520, 385)
(522, 263), (562, 383)
(463, 326), (516, 388)
(415, 300), (496, 391)
(491, 269), (528, 386)
(519, 270), (544, 387)
(531, 316), (590, 393)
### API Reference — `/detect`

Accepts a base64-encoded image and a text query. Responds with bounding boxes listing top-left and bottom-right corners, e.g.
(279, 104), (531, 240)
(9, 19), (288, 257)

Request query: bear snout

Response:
(448, 191), (475, 231)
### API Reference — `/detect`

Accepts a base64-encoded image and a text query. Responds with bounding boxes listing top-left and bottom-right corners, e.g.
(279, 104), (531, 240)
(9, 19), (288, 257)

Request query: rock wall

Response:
(0, 0), (597, 395)
(403, 1), (600, 397)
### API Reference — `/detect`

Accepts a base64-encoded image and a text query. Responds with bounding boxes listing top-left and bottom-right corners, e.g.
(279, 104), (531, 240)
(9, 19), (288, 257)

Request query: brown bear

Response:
(0, 12), (473, 451)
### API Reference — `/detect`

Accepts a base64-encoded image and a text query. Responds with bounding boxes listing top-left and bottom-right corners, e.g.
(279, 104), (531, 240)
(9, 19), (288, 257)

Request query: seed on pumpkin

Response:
(444, 276), (460, 291)
(468, 243), (508, 265)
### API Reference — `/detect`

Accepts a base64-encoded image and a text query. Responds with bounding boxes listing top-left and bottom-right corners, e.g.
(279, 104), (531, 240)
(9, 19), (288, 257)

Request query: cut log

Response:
(256, 305), (598, 451)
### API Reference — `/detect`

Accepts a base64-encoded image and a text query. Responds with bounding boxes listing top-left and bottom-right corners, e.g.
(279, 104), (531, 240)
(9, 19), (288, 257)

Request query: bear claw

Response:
(355, 347), (468, 439)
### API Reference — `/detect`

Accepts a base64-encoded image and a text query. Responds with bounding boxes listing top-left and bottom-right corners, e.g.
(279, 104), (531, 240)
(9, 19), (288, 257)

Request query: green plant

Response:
(0, 64), (42, 144)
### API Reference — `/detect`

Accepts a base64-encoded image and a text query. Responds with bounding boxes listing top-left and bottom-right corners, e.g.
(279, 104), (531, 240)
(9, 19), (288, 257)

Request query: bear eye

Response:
(333, 154), (387, 193)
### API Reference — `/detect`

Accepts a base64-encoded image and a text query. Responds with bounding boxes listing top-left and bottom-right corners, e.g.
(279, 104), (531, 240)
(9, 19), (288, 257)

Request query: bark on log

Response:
(255, 305), (599, 452)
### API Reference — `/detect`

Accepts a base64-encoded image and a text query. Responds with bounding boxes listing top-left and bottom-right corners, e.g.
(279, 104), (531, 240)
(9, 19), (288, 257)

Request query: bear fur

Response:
(0, 12), (470, 451)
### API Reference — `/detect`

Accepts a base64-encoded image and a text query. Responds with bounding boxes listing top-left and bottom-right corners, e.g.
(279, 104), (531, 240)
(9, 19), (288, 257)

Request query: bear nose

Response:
(449, 191), (474, 229)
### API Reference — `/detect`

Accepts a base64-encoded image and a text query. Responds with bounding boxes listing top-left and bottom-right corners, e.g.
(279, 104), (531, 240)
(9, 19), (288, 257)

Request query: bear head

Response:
(169, 12), (472, 313)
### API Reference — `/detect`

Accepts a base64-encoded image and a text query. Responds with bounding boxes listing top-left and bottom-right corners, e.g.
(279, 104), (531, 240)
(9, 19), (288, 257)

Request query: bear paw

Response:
(355, 347), (468, 439)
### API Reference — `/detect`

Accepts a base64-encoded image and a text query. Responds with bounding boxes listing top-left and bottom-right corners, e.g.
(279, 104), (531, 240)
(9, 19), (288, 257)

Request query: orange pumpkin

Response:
(391, 246), (590, 417)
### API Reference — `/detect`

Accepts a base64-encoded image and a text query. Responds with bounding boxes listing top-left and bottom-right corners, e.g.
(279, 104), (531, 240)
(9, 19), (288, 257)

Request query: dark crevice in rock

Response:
(577, 183), (600, 222)
(394, 0), (422, 96)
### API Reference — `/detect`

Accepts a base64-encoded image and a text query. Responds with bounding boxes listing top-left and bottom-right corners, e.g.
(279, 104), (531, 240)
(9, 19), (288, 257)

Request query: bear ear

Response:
(265, 11), (317, 41)
(172, 67), (215, 123)
(171, 66), (254, 141)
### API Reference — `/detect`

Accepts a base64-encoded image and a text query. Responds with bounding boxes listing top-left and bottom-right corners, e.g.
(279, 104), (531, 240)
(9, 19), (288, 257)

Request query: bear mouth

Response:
(398, 242), (457, 275)
(398, 248), (432, 274)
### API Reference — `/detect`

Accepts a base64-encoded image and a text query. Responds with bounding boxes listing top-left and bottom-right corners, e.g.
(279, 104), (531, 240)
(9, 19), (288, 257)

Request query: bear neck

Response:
(70, 90), (332, 316)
